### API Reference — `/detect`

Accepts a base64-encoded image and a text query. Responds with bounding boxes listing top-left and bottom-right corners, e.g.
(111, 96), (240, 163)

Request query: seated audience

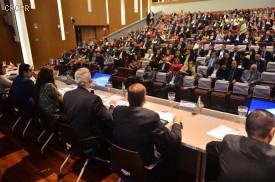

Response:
(161, 69), (182, 99)
(180, 61), (196, 76)
(250, 54), (266, 73)
(0, 63), (12, 93)
(206, 109), (275, 182)
(238, 52), (250, 70)
(225, 60), (242, 83)
(157, 57), (170, 73)
(207, 60), (225, 80)
(240, 64), (261, 90)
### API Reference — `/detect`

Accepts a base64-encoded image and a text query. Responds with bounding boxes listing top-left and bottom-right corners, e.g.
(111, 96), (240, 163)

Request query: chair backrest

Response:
(155, 72), (167, 83)
(9, 94), (26, 116)
(109, 141), (146, 182)
(141, 61), (150, 68)
(198, 78), (212, 89)
(214, 44), (222, 51)
(197, 66), (208, 77)
(238, 45), (247, 52)
(249, 45), (259, 51)
(266, 46), (273, 53)
(214, 80), (229, 92)
(57, 123), (82, 157)
(136, 69), (145, 77)
(196, 57), (206, 66)
(261, 72), (275, 83)
(183, 76), (195, 87)
(253, 85), (271, 100)
(117, 67), (134, 77)
(266, 62), (275, 72)
(233, 82), (249, 95)
(226, 45), (234, 52)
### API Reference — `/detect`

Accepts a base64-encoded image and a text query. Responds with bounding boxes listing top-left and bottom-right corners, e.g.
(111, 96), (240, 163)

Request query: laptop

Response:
(92, 73), (112, 87)
(246, 98), (275, 116)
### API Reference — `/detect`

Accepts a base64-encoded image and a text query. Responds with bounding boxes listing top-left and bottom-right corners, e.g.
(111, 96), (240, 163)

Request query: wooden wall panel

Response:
(108, 0), (122, 33)
(81, 26), (96, 41)
(125, 0), (139, 25)
(0, 10), (23, 64)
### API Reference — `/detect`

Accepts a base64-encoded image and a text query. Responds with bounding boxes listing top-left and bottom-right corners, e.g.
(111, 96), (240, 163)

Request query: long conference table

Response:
(40, 79), (275, 182)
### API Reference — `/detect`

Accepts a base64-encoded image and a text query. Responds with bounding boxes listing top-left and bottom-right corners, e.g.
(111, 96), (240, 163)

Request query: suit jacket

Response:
(261, 35), (273, 42)
(11, 75), (34, 104)
(204, 49), (216, 57)
(112, 106), (181, 165)
(166, 73), (182, 88)
(181, 54), (195, 64)
(63, 87), (113, 139)
(257, 50), (273, 62)
(216, 49), (229, 58)
(230, 51), (240, 62)
(157, 63), (170, 73)
(240, 70), (261, 85)
(225, 68), (242, 82)
(250, 59), (266, 73)
(206, 135), (275, 182)
(207, 67), (225, 80)
(238, 57), (250, 70)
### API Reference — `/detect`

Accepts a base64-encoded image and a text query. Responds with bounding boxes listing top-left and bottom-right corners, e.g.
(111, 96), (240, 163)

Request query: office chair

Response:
(28, 97), (57, 157)
(210, 80), (231, 111)
(108, 140), (162, 182)
(57, 123), (109, 182)
(10, 94), (33, 137)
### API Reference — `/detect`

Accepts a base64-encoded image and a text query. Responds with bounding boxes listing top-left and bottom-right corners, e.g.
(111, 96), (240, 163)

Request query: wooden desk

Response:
(56, 80), (275, 182)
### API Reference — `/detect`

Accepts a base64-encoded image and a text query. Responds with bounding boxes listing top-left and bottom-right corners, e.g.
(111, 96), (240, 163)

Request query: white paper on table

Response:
(180, 102), (196, 108)
(105, 95), (124, 101)
(155, 110), (175, 123)
(116, 100), (129, 106)
(97, 94), (107, 99)
(58, 85), (77, 94)
(207, 125), (240, 140)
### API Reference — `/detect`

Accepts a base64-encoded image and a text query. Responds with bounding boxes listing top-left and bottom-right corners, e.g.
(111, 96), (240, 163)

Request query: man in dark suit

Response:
(238, 52), (250, 70)
(11, 63), (34, 116)
(157, 57), (170, 73)
(204, 44), (216, 58)
(229, 45), (240, 62)
(206, 109), (275, 182)
(216, 44), (229, 59)
(261, 30), (273, 42)
(112, 83), (182, 166)
(207, 60), (225, 80)
(63, 68), (114, 140)
(182, 49), (194, 65)
(258, 45), (273, 63)
(250, 54), (266, 73)
(225, 60), (242, 83)
(161, 69), (182, 99)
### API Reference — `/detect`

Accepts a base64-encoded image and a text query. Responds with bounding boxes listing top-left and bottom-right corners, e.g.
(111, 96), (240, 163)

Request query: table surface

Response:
(56, 79), (275, 152)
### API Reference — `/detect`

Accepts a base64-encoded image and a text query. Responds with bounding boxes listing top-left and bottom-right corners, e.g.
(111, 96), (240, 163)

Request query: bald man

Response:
(206, 109), (275, 182)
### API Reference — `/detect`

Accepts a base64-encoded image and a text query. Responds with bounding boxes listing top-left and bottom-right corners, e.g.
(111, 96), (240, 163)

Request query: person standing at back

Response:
(206, 109), (275, 182)
(11, 63), (34, 115)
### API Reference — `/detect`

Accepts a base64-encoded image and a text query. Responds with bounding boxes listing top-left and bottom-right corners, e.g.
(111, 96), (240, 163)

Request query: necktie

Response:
(262, 52), (265, 59)
(208, 58), (214, 68)
(247, 72), (252, 82)
(229, 69), (235, 81)
(184, 55), (189, 65)
(162, 64), (165, 71)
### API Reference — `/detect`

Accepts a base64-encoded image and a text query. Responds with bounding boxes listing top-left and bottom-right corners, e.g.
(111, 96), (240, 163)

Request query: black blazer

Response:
(112, 106), (181, 165)
(63, 87), (113, 139)
(225, 68), (242, 82)
(257, 51), (273, 62)
(157, 63), (170, 73)
(206, 135), (275, 182)
(166, 74), (182, 88)
(207, 67), (225, 80)
(250, 59), (266, 73)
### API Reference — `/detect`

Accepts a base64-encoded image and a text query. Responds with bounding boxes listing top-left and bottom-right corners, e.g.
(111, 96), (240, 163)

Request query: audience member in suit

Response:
(257, 45), (273, 63)
(206, 109), (275, 182)
(261, 30), (273, 42)
(229, 45), (240, 62)
(207, 61), (225, 80)
(225, 61), (242, 83)
(224, 31), (236, 42)
(250, 54), (266, 73)
(219, 53), (233, 69)
(182, 49), (194, 65)
(238, 52), (251, 70)
(161, 69), (182, 99)
(204, 44), (216, 58)
(112, 83), (182, 170)
(240, 64), (261, 91)
(216, 44), (229, 59)
(11, 63), (34, 116)
(63, 68), (114, 141)
(157, 57), (170, 73)
(193, 43), (205, 58)
(206, 52), (219, 68)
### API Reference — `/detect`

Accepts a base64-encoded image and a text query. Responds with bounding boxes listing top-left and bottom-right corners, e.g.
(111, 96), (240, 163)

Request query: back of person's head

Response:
(75, 67), (91, 88)
(19, 63), (31, 75)
(128, 83), (146, 107)
(246, 109), (275, 142)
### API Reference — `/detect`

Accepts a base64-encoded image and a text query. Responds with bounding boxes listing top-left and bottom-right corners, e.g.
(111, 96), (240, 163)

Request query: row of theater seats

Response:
(112, 67), (275, 113)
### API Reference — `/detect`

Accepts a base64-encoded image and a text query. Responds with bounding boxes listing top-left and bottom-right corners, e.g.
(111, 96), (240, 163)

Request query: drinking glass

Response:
(168, 92), (175, 109)
(238, 106), (248, 132)
(106, 82), (112, 95)
(54, 70), (59, 77)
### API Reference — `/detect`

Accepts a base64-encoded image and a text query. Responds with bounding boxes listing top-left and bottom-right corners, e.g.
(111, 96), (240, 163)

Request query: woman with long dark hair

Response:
(34, 67), (63, 115)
